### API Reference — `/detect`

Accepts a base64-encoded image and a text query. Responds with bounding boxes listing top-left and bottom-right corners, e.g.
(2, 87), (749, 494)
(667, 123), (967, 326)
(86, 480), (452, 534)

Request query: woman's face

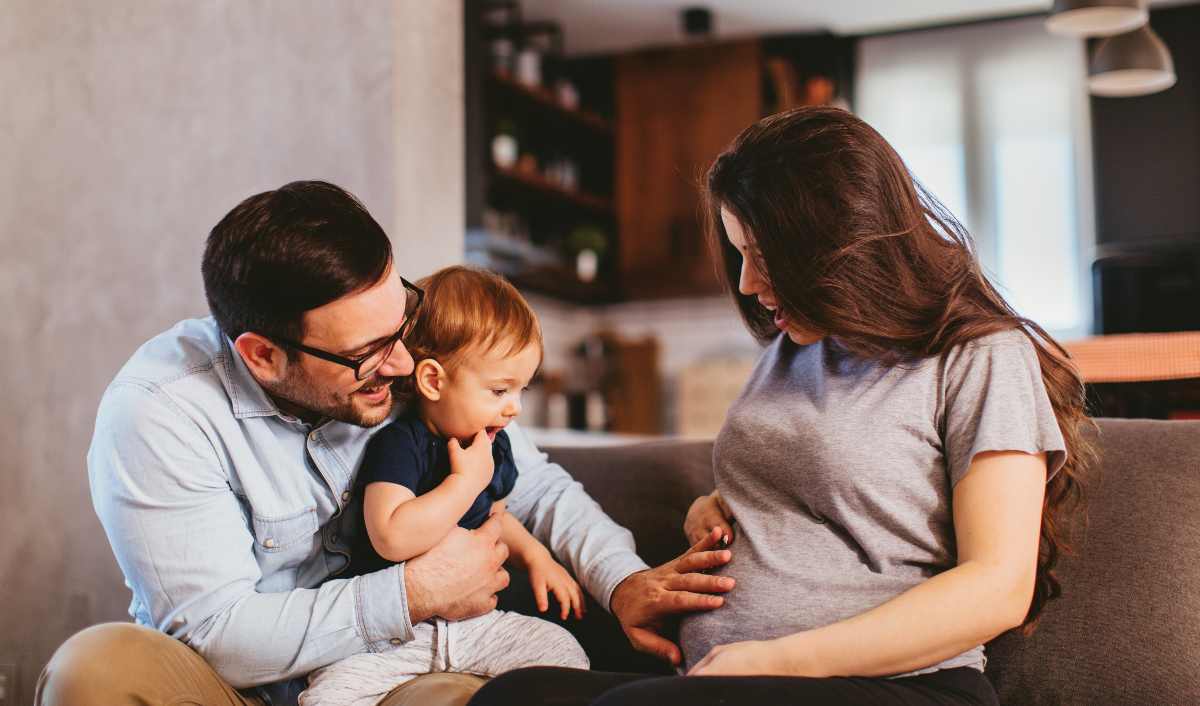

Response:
(721, 207), (823, 346)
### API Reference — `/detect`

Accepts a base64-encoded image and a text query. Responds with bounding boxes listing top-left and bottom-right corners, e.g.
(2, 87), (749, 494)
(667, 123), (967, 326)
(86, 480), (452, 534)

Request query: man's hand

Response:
(609, 527), (735, 665)
(447, 429), (495, 491)
(405, 512), (509, 624)
(683, 490), (735, 547)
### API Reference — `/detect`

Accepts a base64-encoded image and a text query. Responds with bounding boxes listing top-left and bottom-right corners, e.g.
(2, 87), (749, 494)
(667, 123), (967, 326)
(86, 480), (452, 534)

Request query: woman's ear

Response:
(414, 358), (446, 401)
(233, 332), (290, 384)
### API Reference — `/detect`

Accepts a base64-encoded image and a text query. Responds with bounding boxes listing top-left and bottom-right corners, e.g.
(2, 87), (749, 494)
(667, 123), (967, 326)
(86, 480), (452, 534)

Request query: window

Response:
(857, 17), (1096, 338)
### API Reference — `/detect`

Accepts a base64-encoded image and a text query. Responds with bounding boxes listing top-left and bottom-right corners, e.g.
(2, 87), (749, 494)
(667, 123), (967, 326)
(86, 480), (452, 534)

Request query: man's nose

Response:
(377, 341), (415, 377)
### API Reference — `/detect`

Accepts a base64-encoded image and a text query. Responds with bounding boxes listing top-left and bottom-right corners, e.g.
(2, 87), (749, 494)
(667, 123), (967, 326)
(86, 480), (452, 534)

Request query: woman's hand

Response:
(687, 638), (794, 676)
(527, 550), (585, 620)
(684, 491), (735, 547)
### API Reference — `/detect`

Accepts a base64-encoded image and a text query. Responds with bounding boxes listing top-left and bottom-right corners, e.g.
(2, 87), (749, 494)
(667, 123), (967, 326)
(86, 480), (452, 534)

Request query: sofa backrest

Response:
(985, 419), (1200, 705)
(547, 418), (1200, 705)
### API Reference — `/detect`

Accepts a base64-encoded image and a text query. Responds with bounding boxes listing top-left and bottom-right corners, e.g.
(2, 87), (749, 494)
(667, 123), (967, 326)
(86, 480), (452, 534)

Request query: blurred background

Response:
(2, 1), (1198, 704)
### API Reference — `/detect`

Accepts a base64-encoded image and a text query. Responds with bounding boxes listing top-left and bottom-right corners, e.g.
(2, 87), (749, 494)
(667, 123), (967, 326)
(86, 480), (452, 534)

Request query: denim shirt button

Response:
(263, 538), (277, 549)
(341, 491), (352, 502)
(389, 638), (403, 645)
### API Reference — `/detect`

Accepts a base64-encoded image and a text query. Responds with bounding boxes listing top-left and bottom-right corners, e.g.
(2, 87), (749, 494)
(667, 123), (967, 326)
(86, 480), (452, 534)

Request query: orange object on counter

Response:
(1061, 331), (1200, 383)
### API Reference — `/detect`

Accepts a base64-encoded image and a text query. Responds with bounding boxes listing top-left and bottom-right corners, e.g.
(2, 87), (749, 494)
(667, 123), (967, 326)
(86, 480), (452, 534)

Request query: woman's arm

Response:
(691, 450), (1047, 677)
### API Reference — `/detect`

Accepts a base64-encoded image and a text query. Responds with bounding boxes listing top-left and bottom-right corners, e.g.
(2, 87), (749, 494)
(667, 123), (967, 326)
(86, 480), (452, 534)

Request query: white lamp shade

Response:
(1045, 0), (1148, 37)
(1089, 24), (1178, 97)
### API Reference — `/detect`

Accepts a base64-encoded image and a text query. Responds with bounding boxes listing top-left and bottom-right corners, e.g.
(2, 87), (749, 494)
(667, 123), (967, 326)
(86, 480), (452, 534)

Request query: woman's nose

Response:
(738, 260), (763, 295)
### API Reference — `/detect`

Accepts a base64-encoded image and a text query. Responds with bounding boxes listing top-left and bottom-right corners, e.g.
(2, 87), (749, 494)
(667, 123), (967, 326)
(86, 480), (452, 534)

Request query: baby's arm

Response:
(362, 481), (474, 562)
(497, 509), (585, 619)
(364, 430), (496, 562)
(496, 509), (549, 571)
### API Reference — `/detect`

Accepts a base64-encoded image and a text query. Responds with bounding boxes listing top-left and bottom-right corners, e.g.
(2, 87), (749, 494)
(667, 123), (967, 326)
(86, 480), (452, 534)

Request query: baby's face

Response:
(433, 341), (541, 444)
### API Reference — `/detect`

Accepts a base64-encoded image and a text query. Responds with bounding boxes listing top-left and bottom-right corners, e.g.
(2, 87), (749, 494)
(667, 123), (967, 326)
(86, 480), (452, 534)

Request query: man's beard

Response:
(269, 367), (396, 428)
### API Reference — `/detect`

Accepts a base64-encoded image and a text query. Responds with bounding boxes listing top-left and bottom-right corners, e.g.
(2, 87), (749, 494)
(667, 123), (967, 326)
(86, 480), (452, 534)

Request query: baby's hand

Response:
(528, 551), (585, 621)
(683, 490), (735, 547)
(447, 429), (494, 490)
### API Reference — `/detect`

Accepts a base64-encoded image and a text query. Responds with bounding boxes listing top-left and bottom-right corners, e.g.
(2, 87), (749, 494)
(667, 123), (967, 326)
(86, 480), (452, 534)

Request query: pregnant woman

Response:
(470, 106), (1092, 706)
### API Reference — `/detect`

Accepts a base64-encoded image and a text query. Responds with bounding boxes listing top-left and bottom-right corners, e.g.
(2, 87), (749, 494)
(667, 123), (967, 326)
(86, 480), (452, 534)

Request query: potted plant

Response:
(565, 224), (608, 283)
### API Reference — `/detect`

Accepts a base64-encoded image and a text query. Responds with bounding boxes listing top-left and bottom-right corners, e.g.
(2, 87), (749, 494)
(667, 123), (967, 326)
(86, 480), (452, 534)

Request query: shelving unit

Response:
(465, 0), (618, 305)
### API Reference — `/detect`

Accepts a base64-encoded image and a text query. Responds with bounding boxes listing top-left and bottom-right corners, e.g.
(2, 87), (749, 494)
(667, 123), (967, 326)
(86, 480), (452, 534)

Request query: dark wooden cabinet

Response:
(614, 40), (763, 299)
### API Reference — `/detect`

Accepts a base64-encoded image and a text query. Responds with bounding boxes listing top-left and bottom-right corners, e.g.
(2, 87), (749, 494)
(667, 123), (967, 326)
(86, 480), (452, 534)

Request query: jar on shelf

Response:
(491, 118), (518, 169)
(555, 79), (580, 110)
(490, 38), (515, 75)
(515, 47), (542, 88)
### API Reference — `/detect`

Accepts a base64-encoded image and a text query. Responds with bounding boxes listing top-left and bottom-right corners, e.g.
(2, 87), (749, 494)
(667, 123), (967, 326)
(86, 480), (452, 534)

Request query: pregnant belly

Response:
(678, 532), (918, 671)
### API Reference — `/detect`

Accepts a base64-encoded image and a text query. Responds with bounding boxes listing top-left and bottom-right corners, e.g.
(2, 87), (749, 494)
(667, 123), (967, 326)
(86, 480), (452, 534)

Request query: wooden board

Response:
(615, 40), (762, 299)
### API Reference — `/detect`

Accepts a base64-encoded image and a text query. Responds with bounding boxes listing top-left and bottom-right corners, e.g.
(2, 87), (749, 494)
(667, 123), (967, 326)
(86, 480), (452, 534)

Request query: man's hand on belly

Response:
(405, 512), (510, 623)
(610, 527), (736, 665)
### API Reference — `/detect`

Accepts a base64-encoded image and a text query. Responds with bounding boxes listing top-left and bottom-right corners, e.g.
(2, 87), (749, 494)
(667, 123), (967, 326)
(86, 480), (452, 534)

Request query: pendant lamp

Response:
(1089, 24), (1178, 97)
(1045, 0), (1148, 37)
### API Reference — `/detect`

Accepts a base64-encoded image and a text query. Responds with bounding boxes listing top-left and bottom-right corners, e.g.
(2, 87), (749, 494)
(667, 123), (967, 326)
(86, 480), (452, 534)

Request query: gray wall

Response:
(0, 2), (462, 703)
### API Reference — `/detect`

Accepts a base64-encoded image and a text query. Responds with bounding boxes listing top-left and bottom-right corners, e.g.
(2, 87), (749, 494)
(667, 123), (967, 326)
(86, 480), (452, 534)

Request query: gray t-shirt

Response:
(678, 329), (1067, 675)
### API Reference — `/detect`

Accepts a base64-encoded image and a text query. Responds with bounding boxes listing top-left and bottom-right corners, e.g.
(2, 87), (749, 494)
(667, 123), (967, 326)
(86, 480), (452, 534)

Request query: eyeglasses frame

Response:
(273, 276), (424, 380)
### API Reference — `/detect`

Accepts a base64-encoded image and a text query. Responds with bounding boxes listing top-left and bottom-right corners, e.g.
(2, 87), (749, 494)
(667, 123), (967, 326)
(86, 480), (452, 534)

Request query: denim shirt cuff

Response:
(354, 563), (415, 651)
(592, 553), (651, 614)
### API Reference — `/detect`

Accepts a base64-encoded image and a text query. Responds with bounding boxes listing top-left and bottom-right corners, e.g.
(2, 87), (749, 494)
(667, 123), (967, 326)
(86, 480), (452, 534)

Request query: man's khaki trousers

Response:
(35, 623), (486, 706)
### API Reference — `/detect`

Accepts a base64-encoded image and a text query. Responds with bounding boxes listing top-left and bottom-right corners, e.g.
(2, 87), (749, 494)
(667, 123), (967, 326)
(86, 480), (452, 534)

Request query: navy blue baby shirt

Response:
(348, 414), (517, 576)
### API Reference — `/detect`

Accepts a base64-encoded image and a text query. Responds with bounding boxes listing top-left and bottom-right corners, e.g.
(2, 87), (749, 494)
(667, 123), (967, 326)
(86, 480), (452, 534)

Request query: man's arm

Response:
(87, 382), (505, 687)
(503, 423), (735, 664)
(501, 422), (650, 610)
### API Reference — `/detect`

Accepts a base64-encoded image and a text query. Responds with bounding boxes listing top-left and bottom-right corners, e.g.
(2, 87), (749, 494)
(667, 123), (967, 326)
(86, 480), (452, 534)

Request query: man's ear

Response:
(233, 332), (290, 384)
(414, 358), (446, 401)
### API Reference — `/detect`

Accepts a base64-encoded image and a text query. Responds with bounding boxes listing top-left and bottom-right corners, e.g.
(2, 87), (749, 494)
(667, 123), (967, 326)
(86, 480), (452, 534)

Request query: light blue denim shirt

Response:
(87, 317), (649, 690)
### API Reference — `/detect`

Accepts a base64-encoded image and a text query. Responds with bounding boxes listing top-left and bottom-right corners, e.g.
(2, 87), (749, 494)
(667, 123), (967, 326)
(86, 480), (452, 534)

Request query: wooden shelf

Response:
(488, 72), (612, 135)
(491, 165), (613, 214)
(466, 231), (619, 305)
(509, 265), (620, 304)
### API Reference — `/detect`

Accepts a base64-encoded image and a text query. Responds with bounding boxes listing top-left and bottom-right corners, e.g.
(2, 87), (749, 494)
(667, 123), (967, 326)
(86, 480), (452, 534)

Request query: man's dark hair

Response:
(202, 180), (393, 343)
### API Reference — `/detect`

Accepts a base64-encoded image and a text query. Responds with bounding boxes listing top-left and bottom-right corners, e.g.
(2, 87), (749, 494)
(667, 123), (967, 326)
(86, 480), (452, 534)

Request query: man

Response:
(36, 181), (732, 706)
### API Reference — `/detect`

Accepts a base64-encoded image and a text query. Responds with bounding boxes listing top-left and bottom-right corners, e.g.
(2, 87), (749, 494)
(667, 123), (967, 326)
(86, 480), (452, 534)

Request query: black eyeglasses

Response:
(275, 277), (424, 381)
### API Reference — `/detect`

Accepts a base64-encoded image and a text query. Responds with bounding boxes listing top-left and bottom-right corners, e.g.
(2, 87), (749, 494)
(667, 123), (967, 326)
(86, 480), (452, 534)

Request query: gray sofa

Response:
(540, 418), (1200, 705)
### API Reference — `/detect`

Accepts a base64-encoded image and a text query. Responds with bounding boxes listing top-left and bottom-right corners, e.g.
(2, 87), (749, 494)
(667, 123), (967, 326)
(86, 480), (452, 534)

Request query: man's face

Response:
(268, 268), (415, 427)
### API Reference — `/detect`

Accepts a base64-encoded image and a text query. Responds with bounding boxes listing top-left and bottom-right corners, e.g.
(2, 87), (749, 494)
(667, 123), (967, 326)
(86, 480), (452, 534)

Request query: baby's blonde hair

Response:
(402, 265), (543, 383)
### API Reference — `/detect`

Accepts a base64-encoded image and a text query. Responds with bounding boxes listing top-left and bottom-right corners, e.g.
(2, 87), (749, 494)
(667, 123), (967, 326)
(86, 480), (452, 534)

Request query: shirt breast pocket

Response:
(251, 507), (319, 583)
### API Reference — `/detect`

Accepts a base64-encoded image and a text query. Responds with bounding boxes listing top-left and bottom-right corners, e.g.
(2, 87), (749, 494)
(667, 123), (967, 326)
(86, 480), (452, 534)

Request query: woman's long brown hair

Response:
(704, 106), (1093, 632)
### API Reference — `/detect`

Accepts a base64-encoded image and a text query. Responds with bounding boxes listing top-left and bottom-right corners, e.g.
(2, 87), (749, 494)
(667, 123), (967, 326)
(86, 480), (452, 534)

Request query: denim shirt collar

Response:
(218, 335), (287, 420)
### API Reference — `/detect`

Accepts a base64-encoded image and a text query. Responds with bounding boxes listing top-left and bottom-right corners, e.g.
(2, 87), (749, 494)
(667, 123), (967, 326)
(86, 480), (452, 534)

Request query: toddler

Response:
(300, 266), (589, 706)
